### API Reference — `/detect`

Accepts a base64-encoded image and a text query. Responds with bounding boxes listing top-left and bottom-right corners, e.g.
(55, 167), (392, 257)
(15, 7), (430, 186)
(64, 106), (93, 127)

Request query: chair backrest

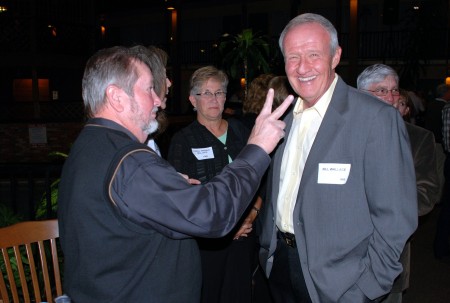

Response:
(0, 219), (62, 303)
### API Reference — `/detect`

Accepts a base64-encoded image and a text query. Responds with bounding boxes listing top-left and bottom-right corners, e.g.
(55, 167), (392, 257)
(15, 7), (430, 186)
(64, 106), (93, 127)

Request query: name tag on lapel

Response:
(191, 147), (214, 160)
(317, 163), (351, 184)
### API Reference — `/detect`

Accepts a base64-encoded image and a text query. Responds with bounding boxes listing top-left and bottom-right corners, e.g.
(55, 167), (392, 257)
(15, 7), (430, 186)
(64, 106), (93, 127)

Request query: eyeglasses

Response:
(365, 88), (400, 97)
(195, 91), (227, 100)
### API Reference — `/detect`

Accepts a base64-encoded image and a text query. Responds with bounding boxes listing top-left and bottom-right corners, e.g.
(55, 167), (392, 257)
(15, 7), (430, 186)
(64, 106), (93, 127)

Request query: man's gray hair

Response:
(82, 45), (164, 118)
(278, 13), (339, 57)
(356, 64), (399, 90)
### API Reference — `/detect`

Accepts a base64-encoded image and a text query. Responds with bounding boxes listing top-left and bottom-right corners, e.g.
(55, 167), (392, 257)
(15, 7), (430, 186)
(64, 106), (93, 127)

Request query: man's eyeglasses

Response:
(365, 88), (400, 97)
(195, 91), (227, 100)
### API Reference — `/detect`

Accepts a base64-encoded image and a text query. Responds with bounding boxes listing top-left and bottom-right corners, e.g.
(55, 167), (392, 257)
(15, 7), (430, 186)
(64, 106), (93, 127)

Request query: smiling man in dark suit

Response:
(259, 13), (418, 303)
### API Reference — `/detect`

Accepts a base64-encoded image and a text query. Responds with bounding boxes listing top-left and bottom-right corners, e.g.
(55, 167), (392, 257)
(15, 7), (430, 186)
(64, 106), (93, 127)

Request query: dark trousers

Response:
(268, 237), (312, 303)
(199, 234), (255, 303)
(434, 154), (450, 257)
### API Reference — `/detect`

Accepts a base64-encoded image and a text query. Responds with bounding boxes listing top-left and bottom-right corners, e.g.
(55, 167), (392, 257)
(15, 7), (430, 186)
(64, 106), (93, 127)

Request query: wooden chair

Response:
(0, 219), (62, 303)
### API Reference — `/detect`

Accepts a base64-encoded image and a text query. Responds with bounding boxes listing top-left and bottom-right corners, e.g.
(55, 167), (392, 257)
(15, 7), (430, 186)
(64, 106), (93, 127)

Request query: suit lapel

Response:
(271, 78), (350, 212)
(299, 110), (345, 190)
(296, 78), (349, 201)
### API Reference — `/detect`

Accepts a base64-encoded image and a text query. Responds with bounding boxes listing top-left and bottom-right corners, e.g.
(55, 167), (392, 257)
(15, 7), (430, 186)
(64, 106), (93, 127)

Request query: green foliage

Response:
(35, 179), (61, 220)
(0, 246), (31, 296)
(0, 205), (30, 299)
(0, 149), (67, 300)
(0, 238), (60, 301)
(219, 28), (273, 88)
(0, 204), (22, 228)
(35, 151), (68, 220)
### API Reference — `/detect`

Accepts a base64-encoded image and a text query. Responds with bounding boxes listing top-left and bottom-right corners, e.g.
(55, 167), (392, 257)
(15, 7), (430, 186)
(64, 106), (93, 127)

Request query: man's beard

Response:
(130, 97), (159, 135)
(143, 119), (159, 135)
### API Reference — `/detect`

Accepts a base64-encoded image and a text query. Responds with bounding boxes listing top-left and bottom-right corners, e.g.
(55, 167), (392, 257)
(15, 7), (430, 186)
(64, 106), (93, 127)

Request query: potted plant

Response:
(218, 28), (273, 99)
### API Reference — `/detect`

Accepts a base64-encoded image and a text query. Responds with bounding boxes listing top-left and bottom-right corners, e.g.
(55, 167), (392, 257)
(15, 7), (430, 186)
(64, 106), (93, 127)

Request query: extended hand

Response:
(179, 173), (201, 185)
(233, 221), (253, 240)
(247, 89), (294, 154)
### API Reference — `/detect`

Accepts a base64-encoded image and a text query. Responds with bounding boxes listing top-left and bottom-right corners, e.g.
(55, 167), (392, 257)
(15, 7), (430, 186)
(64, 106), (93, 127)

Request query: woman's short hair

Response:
(189, 66), (228, 95)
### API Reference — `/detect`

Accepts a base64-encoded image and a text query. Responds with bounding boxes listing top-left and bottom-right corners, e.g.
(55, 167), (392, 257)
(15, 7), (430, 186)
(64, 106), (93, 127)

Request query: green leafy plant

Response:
(0, 204), (22, 228)
(0, 246), (31, 295)
(33, 151), (67, 292)
(0, 204), (30, 299)
(35, 151), (68, 220)
(1, 151), (66, 300)
(35, 178), (62, 220)
(218, 28), (272, 97)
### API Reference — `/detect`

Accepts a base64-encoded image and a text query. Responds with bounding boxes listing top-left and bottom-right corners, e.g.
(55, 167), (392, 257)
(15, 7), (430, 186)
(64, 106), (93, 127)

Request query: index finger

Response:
(259, 88), (275, 116)
(271, 94), (295, 120)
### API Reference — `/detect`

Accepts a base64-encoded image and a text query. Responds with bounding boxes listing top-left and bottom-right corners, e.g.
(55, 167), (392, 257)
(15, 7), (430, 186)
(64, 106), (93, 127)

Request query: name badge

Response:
(191, 147), (214, 160)
(317, 163), (351, 184)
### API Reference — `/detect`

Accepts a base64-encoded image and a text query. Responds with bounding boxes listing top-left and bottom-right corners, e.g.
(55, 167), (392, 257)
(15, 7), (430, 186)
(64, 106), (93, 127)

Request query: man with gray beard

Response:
(57, 45), (293, 302)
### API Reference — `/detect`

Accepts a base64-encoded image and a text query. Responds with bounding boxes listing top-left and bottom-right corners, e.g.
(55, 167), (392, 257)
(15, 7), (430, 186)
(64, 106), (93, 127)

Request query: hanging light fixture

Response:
(165, 0), (175, 10)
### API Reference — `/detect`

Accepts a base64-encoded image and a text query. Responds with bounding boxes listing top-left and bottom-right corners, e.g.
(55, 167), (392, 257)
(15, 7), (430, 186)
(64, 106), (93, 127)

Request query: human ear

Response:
(106, 85), (125, 112)
(331, 46), (342, 69)
(188, 95), (197, 110)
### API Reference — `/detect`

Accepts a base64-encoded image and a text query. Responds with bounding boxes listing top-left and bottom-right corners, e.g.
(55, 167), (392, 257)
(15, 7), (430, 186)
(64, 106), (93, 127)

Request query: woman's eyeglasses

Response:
(195, 91), (227, 100)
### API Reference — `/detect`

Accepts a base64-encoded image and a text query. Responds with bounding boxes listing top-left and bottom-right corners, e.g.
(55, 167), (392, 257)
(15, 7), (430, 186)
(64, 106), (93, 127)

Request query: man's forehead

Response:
(135, 61), (153, 80)
(370, 81), (398, 88)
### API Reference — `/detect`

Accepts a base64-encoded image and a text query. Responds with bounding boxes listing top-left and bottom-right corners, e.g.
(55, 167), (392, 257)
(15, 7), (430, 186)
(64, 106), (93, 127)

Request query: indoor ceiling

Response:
(95, 0), (267, 14)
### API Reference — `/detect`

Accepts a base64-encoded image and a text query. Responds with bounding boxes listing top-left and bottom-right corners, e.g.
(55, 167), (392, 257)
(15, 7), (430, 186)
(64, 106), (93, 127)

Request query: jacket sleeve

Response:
(357, 107), (418, 299)
(413, 129), (439, 216)
(109, 144), (270, 239)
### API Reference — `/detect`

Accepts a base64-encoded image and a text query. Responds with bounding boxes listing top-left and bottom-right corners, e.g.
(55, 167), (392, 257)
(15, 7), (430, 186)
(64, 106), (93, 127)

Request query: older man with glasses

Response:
(357, 63), (440, 303)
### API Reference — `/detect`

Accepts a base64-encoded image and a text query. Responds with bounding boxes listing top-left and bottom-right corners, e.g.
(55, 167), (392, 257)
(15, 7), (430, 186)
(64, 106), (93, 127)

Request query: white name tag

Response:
(317, 163), (351, 184)
(191, 147), (214, 160)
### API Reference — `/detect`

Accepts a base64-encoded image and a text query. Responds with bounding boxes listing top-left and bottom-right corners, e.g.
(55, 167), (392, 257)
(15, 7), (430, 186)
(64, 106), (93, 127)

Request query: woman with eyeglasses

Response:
(168, 65), (258, 303)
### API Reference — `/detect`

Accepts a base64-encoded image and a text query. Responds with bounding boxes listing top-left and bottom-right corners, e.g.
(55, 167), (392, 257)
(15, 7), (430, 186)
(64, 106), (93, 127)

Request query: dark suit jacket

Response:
(59, 119), (271, 302)
(405, 122), (439, 216)
(423, 99), (447, 143)
(385, 121), (440, 295)
(259, 77), (418, 303)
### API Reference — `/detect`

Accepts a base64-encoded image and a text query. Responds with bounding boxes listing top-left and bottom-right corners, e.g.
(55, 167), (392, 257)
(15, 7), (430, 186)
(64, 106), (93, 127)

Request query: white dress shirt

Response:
(276, 75), (338, 233)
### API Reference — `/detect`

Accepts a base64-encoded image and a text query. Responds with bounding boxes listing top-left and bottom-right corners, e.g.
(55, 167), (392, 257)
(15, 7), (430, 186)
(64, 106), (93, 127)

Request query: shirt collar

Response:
(87, 117), (140, 142)
(293, 74), (339, 117)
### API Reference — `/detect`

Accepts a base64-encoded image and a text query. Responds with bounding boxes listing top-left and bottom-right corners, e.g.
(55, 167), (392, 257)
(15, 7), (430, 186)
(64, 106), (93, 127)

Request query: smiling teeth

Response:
(299, 76), (316, 81)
